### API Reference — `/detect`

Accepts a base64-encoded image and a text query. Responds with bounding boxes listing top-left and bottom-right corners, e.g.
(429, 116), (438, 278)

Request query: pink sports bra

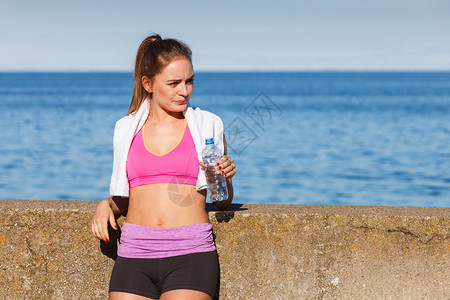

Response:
(126, 120), (199, 188)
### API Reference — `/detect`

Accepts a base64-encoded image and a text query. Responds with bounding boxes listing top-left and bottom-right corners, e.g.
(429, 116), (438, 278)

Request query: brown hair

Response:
(127, 34), (192, 115)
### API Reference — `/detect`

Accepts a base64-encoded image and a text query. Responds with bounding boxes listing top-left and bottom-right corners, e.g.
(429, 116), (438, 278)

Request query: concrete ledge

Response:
(0, 200), (448, 299)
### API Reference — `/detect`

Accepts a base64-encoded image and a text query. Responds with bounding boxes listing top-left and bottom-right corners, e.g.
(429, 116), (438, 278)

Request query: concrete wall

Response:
(0, 199), (448, 299)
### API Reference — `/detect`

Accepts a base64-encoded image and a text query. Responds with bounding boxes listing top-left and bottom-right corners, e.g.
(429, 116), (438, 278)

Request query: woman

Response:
(91, 34), (236, 300)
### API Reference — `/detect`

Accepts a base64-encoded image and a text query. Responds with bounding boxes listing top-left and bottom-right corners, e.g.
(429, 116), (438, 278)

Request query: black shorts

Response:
(109, 250), (219, 299)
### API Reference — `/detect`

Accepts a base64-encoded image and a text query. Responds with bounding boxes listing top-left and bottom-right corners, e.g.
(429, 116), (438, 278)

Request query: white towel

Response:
(109, 99), (224, 197)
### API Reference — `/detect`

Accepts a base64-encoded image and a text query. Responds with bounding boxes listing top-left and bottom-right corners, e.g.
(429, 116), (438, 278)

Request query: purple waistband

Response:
(118, 222), (216, 259)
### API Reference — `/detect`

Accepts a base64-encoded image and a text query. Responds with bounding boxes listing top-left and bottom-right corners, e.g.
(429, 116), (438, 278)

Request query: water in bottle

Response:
(202, 138), (228, 202)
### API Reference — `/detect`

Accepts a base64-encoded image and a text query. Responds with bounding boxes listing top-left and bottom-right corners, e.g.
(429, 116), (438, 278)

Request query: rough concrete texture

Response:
(0, 200), (448, 299)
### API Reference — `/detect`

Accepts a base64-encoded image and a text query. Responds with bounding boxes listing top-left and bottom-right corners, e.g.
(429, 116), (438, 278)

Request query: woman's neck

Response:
(147, 105), (184, 124)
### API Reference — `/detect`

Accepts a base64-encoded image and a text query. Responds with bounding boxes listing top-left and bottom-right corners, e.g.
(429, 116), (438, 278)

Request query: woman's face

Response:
(143, 57), (194, 114)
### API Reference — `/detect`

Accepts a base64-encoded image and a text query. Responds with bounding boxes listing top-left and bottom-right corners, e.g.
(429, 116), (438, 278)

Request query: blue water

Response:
(0, 72), (449, 207)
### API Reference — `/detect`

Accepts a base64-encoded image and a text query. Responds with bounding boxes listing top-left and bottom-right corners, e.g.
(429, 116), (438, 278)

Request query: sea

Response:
(0, 71), (449, 207)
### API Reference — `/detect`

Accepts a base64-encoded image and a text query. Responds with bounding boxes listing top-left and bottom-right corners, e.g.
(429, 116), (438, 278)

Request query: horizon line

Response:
(1, 69), (450, 73)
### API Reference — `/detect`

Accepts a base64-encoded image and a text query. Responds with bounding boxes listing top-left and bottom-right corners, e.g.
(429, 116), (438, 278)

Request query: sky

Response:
(0, 0), (449, 71)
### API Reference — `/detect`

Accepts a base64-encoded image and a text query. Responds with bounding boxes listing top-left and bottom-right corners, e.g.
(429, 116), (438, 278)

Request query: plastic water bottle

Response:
(202, 138), (228, 202)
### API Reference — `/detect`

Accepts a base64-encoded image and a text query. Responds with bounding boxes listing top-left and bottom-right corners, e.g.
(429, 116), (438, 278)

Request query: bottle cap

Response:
(205, 138), (214, 145)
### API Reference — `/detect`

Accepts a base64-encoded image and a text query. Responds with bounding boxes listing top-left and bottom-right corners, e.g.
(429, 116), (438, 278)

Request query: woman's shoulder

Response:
(111, 114), (137, 145)
(114, 113), (134, 129)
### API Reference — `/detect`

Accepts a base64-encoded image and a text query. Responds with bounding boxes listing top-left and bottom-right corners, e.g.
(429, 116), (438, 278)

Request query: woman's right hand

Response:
(91, 198), (118, 243)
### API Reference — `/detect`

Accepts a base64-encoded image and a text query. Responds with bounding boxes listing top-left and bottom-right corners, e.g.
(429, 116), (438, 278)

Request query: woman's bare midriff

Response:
(126, 183), (209, 228)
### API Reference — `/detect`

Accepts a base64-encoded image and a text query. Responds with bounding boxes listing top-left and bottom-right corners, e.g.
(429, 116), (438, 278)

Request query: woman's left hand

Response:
(200, 154), (236, 179)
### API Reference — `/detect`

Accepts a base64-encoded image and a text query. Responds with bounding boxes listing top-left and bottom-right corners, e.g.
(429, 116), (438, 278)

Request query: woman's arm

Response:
(91, 196), (129, 242)
(108, 196), (129, 214)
